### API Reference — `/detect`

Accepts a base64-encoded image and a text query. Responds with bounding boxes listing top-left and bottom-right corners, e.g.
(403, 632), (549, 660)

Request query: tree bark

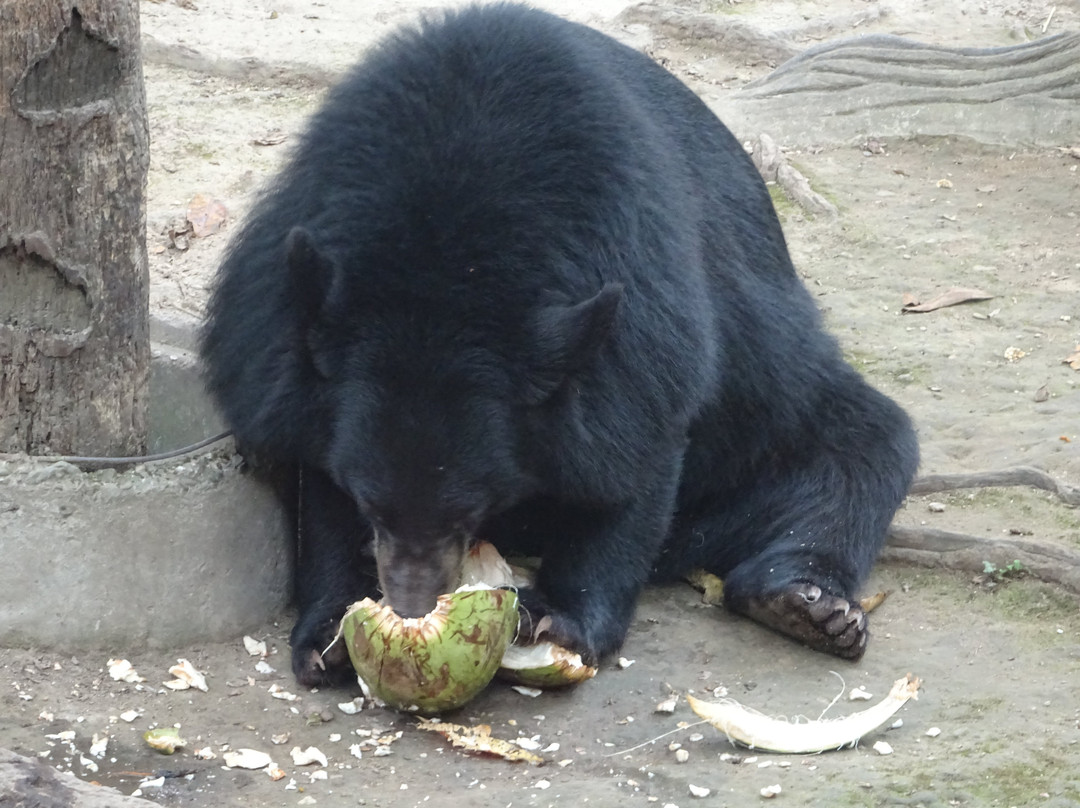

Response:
(0, 1), (149, 455)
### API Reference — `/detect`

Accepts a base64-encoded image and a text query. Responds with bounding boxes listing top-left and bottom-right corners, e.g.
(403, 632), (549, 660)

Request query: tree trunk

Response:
(0, 1), (149, 456)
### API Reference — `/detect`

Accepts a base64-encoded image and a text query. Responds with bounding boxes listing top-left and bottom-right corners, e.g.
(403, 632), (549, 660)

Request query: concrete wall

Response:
(0, 315), (292, 650)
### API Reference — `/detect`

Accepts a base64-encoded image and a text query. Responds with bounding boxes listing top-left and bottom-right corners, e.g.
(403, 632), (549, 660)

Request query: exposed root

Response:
(910, 467), (1080, 508)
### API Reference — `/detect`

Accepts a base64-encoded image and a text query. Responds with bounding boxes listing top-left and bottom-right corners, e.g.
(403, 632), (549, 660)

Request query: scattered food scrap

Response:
(144, 727), (186, 755)
(858, 590), (889, 613)
(290, 746), (328, 766)
(165, 659), (208, 692)
(416, 720), (544, 764)
(223, 748), (274, 770)
(687, 673), (921, 754)
(655, 694), (679, 714)
(685, 568), (725, 605)
(107, 658), (145, 683)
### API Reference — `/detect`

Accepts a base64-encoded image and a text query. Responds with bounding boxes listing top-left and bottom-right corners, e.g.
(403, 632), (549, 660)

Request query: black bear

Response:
(201, 3), (919, 687)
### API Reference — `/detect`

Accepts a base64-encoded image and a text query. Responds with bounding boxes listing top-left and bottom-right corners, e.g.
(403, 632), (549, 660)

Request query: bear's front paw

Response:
(514, 587), (604, 665)
(290, 612), (354, 688)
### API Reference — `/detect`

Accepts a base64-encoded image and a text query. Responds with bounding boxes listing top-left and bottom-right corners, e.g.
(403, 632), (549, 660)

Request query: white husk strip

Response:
(687, 673), (921, 754)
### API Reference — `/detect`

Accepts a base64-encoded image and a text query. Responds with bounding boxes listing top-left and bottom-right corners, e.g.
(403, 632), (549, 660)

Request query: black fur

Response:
(200, 3), (918, 687)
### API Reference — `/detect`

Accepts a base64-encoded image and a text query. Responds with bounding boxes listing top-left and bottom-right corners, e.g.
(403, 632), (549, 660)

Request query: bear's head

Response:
(286, 227), (621, 617)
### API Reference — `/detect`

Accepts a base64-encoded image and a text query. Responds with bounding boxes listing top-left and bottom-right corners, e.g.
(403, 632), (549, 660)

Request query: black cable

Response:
(40, 430), (234, 471)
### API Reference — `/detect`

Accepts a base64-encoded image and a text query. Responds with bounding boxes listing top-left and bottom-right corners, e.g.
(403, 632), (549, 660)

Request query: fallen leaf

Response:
(186, 194), (228, 238)
(1064, 346), (1080, 370)
(902, 287), (993, 313)
(416, 721), (544, 764)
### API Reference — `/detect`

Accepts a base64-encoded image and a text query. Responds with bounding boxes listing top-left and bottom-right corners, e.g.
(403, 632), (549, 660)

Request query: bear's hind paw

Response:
(739, 583), (868, 661)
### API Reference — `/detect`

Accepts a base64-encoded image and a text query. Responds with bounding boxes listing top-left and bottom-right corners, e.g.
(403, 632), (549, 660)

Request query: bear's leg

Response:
(513, 451), (684, 663)
(672, 399), (917, 660)
(289, 464), (379, 686)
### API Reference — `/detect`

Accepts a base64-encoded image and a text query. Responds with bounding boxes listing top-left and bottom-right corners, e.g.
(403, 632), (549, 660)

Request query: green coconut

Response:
(340, 587), (519, 713)
(498, 640), (598, 688)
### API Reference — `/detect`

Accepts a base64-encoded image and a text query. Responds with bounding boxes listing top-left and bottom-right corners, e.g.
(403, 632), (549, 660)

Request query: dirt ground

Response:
(4, 0), (1080, 805)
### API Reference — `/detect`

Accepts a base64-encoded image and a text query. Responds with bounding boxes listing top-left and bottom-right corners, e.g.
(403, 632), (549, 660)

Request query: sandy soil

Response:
(3, 0), (1080, 805)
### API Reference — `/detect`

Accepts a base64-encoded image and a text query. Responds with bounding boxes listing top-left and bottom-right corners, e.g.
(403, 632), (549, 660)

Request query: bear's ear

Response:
(527, 283), (623, 402)
(286, 226), (337, 323)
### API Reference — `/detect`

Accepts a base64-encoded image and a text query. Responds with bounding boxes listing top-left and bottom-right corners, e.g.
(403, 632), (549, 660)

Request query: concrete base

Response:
(0, 315), (291, 651)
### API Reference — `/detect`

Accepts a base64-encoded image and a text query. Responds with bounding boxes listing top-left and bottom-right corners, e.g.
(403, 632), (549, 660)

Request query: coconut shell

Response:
(341, 588), (519, 713)
(498, 640), (598, 688)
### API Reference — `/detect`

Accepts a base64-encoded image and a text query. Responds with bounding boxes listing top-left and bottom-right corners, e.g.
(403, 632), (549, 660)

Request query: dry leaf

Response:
(902, 287), (993, 313)
(416, 721), (544, 765)
(1064, 346), (1080, 370)
(186, 194), (228, 238)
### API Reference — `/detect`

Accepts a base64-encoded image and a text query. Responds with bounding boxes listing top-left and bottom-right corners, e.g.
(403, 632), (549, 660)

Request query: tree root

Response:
(909, 466), (1080, 507)
(884, 467), (1080, 593)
